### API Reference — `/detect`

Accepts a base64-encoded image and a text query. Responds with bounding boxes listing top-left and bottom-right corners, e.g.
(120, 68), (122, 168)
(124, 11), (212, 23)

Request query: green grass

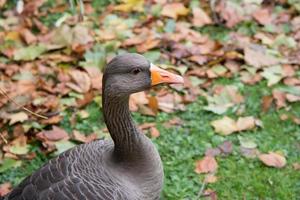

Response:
(1, 82), (299, 199)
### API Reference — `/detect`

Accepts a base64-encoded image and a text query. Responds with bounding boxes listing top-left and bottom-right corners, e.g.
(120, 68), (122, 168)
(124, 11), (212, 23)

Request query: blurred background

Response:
(0, 0), (300, 199)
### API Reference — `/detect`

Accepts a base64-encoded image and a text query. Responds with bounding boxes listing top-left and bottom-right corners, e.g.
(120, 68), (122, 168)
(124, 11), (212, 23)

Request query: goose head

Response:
(103, 53), (184, 97)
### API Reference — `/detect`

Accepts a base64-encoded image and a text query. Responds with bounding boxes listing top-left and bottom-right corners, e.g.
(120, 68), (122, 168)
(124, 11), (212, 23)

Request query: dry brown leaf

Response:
(8, 112), (28, 125)
(67, 70), (91, 93)
(286, 94), (300, 102)
(211, 116), (237, 135)
(161, 3), (189, 19)
(83, 67), (103, 90)
(129, 92), (149, 112)
(136, 39), (160, 53)
(20, 28), (37, 44)
(236, 116), (256, 131)
(253, 8), (272, 25)
(205, 148), (221, 157)
(148, 96), (159, 115)
(272, 90), (286, 109)
(262, 95), (273, 112)
(37, 126), (69, 142)
(192, 7), (212, 27)
(259, 152), (287, 168)
(244, 45), (281, 68)
(216, 1), (244, 27)
(283, 77), (300, 86)
(218, 141), (233, 155)
(195, 156), (218, 174)
(282, 65), (295, 77)
(72, 130), (97, 143)
(41, 115), (63, 125)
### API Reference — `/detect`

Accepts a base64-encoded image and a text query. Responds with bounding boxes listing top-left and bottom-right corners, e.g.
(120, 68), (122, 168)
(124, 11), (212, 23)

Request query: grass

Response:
(1, 81), (300, 199)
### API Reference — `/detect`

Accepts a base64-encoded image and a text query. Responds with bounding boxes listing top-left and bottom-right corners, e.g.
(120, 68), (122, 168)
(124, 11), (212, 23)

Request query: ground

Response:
(0, 0), (300, 199)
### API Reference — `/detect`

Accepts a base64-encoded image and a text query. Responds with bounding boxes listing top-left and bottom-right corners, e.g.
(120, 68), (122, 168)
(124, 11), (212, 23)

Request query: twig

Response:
(196, 178), (207, 200)
(0, 132), (7, 144)
(0, 88), (48, 119)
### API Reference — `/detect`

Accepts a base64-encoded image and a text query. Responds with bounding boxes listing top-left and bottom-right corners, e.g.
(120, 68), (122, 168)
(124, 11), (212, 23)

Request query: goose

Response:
(3, 53), (184, 200)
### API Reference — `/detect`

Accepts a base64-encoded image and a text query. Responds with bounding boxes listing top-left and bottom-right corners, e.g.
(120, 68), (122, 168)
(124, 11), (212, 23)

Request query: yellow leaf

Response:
(114, 0), (144, 12)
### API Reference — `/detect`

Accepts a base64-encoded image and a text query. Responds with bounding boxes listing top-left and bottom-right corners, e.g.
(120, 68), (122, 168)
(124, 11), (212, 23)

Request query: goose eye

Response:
(132, 68), (141, 75)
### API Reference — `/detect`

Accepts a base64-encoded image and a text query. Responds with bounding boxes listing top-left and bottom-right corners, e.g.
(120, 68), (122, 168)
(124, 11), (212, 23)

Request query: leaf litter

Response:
(0, 0), (300, 197)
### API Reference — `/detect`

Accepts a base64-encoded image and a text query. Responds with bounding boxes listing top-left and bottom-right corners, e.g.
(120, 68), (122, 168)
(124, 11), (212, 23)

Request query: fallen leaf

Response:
(205, 148), (221, 157)
(54, 140), (76, 155)
(272, 90), (286, 108)
(20, 28), (37, 44)
(286, 94), (300, 102)
(37, 126), (69, 141)
(262, 95), (273, 112)
(161, 3), (189, 19)
(114, 0), (144, 12)
(8, 112), (28, 125)
(192, 7), (212, 27)
(244, 45), (281, 68)
(236, 116), (256, 131)
(211, 116), (237, 135)
(8, 135), (30, 155)
(83, 67), (103, 90)
(238, 136), (257, 149)
(129, 92), (149, 112)
(195, 156), (218, 174)
(240, 146), (260, 158)
(253, 8), (272, 25)
(67, 70), (91, 93)
(261, 65), (283, 86)
(148, 96), (159, 115)
(218, 141), (233, 155)
(259, 152), (287, 168)
(14, 44), (47, 61)
(0, 182), (11, 196)
(72, 130), (97, 143)
(204, 85), (244, 114)
(203, 188), (218, 199)
(204, 174), (218, 184)
(150, 127), (160, 138)
(136, 39), (160, 53)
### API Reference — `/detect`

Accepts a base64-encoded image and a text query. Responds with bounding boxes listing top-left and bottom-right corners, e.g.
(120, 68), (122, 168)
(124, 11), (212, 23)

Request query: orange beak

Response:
(150, 63), (184, 86)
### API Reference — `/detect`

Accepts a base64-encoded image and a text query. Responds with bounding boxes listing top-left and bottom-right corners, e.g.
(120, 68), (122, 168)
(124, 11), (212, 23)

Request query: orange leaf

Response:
(259, 152), (287, 168)
(195, 156), (218, 174)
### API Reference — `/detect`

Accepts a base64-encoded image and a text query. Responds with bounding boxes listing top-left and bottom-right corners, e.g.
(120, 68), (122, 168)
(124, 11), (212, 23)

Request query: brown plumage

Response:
(3, 53), (183, 200)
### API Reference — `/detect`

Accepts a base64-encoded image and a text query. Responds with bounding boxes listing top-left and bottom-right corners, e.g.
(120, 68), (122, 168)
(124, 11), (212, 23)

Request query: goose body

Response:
(3, 53), (183, 200)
